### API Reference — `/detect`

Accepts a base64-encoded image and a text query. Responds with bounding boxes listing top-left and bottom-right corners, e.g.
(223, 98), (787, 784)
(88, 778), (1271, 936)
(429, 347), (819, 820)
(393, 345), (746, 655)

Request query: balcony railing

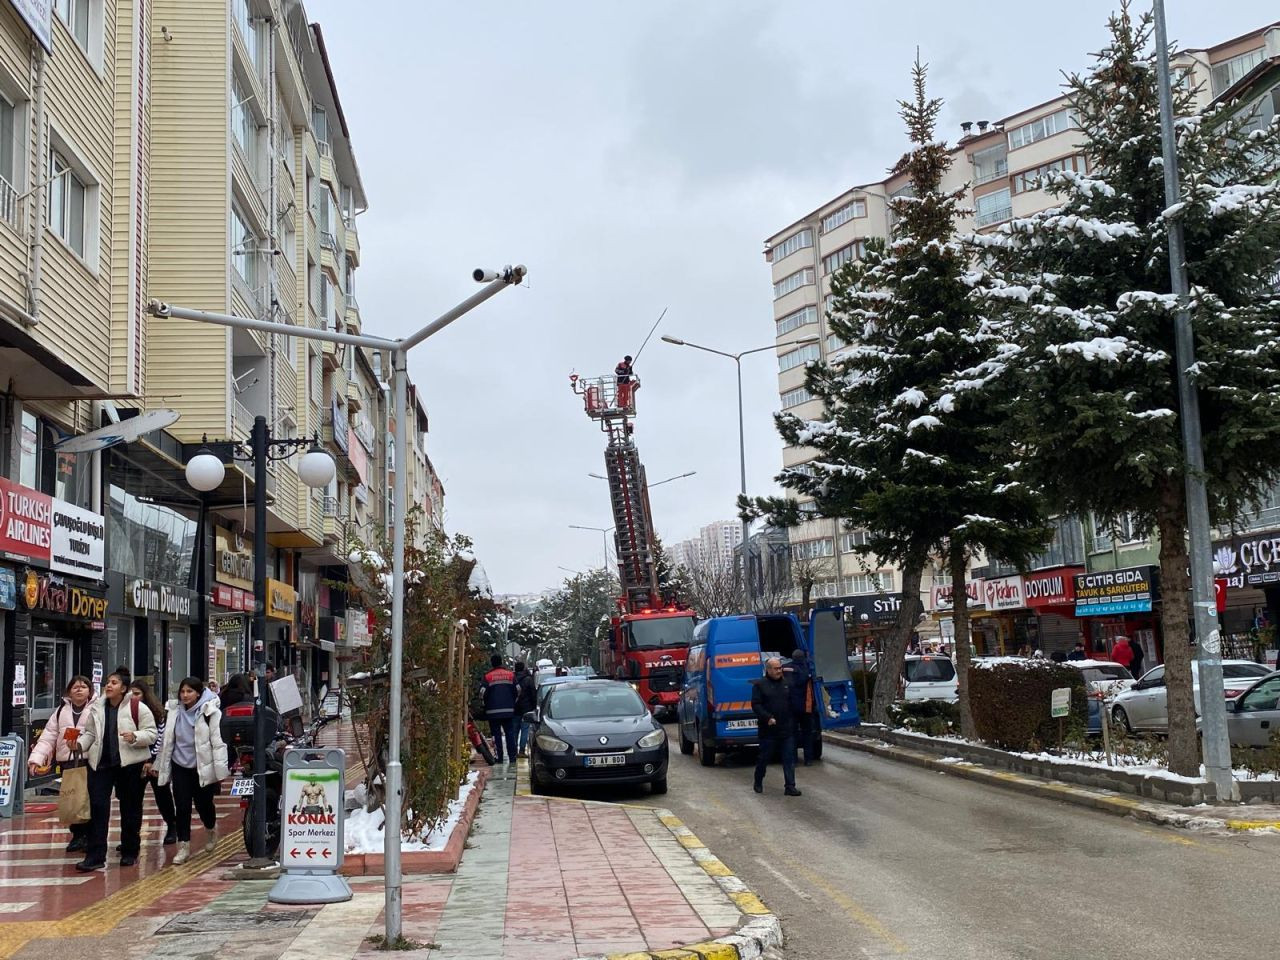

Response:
(320, 231), (337, 251)
(975, 205), (1013, 227)
(345, 293), (359, 313)
(0, 176), (19, 231)
(317, 138), (332, 158)
(973, 160), (1008, 186)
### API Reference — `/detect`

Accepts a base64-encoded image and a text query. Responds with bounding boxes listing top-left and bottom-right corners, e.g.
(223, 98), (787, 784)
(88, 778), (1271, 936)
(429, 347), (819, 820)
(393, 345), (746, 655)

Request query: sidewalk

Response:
(1, 761), (779, 960)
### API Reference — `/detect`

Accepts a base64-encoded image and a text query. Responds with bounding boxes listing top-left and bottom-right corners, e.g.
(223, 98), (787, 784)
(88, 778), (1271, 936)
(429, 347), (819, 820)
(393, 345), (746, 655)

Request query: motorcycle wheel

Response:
(242, 788), (282, 859)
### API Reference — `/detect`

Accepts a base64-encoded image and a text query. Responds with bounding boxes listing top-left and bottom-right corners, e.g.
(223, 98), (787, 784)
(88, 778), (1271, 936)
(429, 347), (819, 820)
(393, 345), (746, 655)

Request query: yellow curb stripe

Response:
(1225, 819), (1280, 831)
(687, 942), (741, 959)
(606, 953), (658, 960)
(728, 891), (770, 915)
(659, 814), (684, 829)
(676, 832), (706, 849)
(649, 950), (698, 959)
(697, 858), (734, 877)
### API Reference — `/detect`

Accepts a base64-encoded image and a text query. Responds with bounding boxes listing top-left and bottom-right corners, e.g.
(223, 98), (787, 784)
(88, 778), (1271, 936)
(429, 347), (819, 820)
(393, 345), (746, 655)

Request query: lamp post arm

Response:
(399, 268), (526, 351)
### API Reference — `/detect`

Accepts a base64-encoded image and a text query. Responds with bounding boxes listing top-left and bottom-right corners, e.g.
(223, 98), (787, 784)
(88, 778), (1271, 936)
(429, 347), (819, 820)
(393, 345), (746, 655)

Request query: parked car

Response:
(1062, 659), (1134, 733)
(525, 679), (669, 795)
(1110, 660), (1271, 733)
(901, 655), (958, 702)
(1223, 671), (1280, 747)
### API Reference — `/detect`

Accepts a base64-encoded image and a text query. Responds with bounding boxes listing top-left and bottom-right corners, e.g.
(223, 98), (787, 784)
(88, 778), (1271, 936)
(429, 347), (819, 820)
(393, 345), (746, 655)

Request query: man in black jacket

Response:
(513, 661), (537, 758)
(751, 657), (801, 796)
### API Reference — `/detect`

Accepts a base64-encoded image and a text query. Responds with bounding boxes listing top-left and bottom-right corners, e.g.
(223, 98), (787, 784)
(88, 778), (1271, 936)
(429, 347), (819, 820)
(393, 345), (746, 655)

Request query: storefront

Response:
(929, 580), (988, 652)
(208, 609), (248, 685)
(108, 573), (200, 700)
(266, 576), (296, 659)
(973, 575), (1039, 655)
(1212, 528), (1280, 667)
(1023, 566), (1085, 658)
(1073, 565), (1162, 666)
(211, 524), (254, 680)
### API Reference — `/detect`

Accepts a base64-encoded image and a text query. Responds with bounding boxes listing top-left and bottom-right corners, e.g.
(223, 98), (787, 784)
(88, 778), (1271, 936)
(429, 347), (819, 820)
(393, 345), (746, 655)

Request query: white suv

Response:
(902, 655), (958, 702)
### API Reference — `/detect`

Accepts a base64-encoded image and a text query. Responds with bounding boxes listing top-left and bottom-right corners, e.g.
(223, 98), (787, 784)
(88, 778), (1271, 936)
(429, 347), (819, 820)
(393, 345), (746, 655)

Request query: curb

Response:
(340, 766), (489, 876)
(574, 809), (782, 960)
(823, 731), (1280, 833)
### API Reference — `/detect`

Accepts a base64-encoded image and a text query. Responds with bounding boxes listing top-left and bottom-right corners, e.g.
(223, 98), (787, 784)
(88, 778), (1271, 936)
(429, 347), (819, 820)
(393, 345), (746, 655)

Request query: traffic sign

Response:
(1050, 687), (1071, 719)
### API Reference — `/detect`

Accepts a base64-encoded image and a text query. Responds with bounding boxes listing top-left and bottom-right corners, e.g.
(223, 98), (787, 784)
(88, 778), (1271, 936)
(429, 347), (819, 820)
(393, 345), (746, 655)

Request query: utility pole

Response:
(1152, 0), (1236, 800)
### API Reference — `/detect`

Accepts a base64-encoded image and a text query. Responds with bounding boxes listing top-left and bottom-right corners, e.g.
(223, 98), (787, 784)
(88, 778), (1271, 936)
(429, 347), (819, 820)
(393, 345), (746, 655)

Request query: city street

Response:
(616, 732), (1279, 959)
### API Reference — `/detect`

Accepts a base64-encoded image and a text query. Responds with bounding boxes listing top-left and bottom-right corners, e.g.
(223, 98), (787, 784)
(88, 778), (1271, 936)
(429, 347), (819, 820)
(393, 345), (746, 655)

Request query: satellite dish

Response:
(55, 408), (181, 453)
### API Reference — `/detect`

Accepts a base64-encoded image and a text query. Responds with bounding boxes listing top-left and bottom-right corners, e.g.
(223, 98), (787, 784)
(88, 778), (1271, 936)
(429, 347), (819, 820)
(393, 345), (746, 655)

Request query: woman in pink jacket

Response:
(27, 675), (94, 852)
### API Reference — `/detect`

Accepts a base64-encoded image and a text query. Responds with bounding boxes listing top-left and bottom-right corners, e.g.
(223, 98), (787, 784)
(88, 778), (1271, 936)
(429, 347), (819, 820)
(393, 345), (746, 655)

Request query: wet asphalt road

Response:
(565, 730), (1279, 959)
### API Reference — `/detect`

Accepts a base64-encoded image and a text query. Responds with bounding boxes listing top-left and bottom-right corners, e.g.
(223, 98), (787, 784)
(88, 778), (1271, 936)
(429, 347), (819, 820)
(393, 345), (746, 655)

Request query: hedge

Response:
(967, 659), (1089, 751)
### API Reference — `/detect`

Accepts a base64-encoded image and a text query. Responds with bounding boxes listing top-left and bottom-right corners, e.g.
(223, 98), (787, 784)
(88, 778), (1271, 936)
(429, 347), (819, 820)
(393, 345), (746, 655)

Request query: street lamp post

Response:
(155, 261), (526, 940)
(185, 418), (336, 872)
(661, 334), (818, 609)
(569, 523), (614, 572)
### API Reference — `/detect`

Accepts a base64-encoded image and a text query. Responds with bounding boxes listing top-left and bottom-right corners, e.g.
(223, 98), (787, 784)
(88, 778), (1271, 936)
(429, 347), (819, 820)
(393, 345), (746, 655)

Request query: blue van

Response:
(676, 605), (860, 766)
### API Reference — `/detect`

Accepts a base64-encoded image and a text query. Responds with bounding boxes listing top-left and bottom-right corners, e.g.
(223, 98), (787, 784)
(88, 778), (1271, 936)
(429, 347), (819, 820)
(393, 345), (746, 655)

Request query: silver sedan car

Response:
(1109, 659), (1272, 733)
(1225, 671), (1280, 747)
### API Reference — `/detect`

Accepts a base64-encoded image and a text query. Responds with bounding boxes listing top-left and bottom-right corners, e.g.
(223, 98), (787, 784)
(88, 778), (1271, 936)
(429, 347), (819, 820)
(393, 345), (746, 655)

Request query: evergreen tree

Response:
(973, 4), (1280, 773)
(748, 57), (1049, 731)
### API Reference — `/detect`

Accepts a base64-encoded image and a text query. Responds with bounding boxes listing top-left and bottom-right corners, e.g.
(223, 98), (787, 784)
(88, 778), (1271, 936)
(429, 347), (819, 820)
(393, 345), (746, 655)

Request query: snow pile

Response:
(344, 770), (481, 854)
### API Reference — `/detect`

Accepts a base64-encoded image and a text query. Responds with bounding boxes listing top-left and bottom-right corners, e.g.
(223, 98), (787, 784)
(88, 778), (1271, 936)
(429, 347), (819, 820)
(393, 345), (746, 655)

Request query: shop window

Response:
(16, 411), (92, 505)
(31, 636), (72, 711)
(107, 479), (199, 584)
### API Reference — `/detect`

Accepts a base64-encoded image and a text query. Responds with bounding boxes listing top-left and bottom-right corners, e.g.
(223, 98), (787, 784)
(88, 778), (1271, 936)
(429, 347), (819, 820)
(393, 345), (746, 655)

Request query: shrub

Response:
(967, 659), (1088, 751)
(887, 699), (958, 737)
(1232, 730), (1280, 781)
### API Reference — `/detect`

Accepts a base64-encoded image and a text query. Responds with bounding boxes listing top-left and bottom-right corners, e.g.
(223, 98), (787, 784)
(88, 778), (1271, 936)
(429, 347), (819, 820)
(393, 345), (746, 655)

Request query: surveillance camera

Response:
(473, 268), (499, 283)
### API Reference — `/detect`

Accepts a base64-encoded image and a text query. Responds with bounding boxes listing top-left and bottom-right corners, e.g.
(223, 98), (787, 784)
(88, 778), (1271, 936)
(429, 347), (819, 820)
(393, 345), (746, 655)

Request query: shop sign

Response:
(8, 0), (53, 55)
(347, 607), (370, 646)
(50, 501), (105, 579)
(0, 477), (106, 578)
(930, 580), (985, 612)
(0, 477), (52, 564)
(0, 566), (14, 610)
(128, 578), (195, 621)
(1212, 530), (1280, 589)
(347, 430), (367, 484)
(214, 525), (254, 591)
(21, 570), (108, 621)
(842, 593), (901, 624)
(210, 612), (246, 640)
(1073, 566), (1158, 617)
(983, 575), (1025, 611)
(11, 663), (25, 706)
(267, 578), (296, 621)
(212, 583), (252, 611)
(1022, 567), (1082, 608)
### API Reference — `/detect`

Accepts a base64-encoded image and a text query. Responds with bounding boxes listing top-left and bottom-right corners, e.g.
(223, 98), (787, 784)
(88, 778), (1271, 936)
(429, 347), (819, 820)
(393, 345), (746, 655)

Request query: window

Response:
(791, 538), (834, 560)
(779, 342), (820, 372)
(843, 571), (894, 594)
(0, 94), (15, 226)
(1239, 677), (1280, 712)
(1007, 107), (1075, 150)
(773, 268), (814, 300)
(1211, 47), (1264, 95)
(822, 240), (865, 275)
(107, 472), (199, 584)
(232, 0), (261, 69)
(48, 148), (86, 257)
(974, 188), (1012, 227)
(231, 74), (259, 172)
(770, 228), (813, 263)
(821, 199), (866, 233)
(776, 305), (817, 336)
(312, 105), (329, 151)
(841, 529), (869, 552)
(781, 386), (812, 409)
(232, 204), (258, 290)
(55, 0), (90, 51)
(826, 332), (847, 353)
(1013, 155), (1085, 194)
(972, 144), (1008, 185)
(280, 122), (295, 173)
(1091, 512), (1141, 550)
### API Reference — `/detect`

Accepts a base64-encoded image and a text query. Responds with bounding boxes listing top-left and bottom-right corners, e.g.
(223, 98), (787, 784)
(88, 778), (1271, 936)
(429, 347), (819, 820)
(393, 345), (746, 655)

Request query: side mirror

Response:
(1225, 699), (1240, 713)
(522, 711), (537, 725)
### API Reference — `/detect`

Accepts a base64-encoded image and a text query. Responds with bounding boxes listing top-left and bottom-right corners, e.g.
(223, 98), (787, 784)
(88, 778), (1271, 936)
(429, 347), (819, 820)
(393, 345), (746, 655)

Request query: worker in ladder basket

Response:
(615, 355), (634, 408)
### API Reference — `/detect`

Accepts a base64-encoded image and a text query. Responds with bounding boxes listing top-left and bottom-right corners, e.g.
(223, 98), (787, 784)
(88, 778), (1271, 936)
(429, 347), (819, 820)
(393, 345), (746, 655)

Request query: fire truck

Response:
(571, 369), (695, 718)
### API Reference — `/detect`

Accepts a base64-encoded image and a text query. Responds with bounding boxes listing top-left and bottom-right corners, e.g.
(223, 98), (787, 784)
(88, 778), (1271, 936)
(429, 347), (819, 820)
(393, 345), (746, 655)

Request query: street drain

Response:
(154, 911), (316, 935)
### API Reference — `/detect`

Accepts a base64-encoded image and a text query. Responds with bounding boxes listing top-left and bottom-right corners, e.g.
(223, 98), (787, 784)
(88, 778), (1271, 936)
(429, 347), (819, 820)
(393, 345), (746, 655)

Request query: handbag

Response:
(57, 751), (90, 826)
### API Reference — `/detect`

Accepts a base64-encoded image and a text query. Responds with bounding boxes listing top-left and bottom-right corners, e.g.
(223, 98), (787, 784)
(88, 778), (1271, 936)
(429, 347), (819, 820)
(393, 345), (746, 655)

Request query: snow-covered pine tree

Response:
(970, 4), (1280, 774)
(747, 57), (1049, 731)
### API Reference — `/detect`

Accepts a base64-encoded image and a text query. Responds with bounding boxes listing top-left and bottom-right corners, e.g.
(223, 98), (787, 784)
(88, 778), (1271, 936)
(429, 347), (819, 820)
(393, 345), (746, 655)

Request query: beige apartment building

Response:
(764, 21), (1280, 630)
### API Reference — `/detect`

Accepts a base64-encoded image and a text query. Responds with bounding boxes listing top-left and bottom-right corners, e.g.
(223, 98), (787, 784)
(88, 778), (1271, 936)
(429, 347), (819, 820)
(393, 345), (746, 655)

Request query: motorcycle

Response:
(222, 702), (336, 857)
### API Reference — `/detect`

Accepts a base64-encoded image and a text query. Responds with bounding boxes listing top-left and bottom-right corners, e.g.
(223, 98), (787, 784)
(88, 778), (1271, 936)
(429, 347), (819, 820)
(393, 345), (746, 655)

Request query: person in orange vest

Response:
(479, 655), (518, 763)
(615, 356), (635, 408)
(784, 649), (818, 766)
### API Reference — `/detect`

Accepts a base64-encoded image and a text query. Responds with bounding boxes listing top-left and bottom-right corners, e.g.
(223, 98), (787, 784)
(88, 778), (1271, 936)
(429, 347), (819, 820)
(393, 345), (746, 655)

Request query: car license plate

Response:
(725, 719), (757, 731)
(230, 777), (255, 797)
(584, 754), (626, 767)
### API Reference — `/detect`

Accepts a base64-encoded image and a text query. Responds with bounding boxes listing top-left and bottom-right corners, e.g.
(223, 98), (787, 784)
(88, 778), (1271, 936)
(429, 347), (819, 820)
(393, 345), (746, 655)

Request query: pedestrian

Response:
(783, 648), (817, 766)
(479, 654), (518, 763)
(130, 679), (177, 846)
(1067, 641), (1087, 661)
(1129, 636), (1145, 678)
(156, 676), (230, 865)
(206, 679), (220, 696)
(27, 675), (94, 852)
(751, 657), (801, 796)
(513, 660), (537, 758)
(71, 669), (157, 871)
(1111, 635), (1134, 671)
(219, 672), (253, 710)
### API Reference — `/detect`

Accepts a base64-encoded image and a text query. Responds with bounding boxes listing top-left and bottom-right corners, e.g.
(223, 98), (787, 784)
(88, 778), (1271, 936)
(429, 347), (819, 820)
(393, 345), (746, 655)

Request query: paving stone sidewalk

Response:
(3, 763), (771, 960)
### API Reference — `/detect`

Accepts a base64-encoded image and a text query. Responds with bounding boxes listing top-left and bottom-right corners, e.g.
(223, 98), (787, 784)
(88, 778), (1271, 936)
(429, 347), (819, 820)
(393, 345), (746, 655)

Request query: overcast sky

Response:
(310, 1), (1276, 595)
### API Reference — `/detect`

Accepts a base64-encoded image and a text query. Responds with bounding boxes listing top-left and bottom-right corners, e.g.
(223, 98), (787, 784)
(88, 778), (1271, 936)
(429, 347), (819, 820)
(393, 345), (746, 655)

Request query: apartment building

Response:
(667, 520), (743, 573)
(764, 22), (1280, 656)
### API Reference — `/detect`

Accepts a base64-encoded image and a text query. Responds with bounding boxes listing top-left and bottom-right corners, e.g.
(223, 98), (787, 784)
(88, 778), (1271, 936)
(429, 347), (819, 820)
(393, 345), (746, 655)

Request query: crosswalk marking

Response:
(0, 878), (92, 887)
(0, 903), (37, 913)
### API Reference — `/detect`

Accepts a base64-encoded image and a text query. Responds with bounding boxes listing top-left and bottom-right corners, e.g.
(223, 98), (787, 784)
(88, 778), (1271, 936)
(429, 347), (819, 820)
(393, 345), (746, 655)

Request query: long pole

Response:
(249, 416), (271, 865)
(735, 357), (750, 610)
(385, 349), (409, 938)
(1153, 0), (1235, 800)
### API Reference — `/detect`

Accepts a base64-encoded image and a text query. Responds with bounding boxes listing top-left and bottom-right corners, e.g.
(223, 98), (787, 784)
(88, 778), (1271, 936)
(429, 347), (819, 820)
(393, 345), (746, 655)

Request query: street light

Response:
(661, 334), (819, 608)
(587, 470), (696, 489)
(184, 421), (336, 875)
(569, 523), (614, 571)
(152, 262), (526, 938)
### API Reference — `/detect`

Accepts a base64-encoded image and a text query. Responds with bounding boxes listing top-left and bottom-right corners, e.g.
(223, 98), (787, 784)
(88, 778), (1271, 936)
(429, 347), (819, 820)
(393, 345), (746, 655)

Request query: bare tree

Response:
(789, 552), (834, 620)
(679, 558), (743, 619)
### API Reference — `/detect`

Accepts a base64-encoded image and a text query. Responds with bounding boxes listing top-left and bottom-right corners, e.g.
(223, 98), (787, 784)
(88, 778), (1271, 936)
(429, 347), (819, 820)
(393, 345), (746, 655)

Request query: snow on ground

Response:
(345, 770), (481, 854)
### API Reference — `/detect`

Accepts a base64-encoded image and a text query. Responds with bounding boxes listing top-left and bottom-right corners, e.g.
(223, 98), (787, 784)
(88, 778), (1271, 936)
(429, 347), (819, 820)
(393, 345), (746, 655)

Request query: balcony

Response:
(322, 496), (347, 547)
(344, 217), (360, 265)
(346, 378), (363, 411)
(975, 204), (1013, 227)
(232, 399), (256, 440)
(345, 293), (360, 329)
(0, 176), (21, 232)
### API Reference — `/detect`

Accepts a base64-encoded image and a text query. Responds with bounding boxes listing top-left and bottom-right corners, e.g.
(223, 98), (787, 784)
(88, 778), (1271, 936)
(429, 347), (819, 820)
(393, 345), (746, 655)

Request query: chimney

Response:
(960, 121), (973, 137)
(976, 120), (990, 132)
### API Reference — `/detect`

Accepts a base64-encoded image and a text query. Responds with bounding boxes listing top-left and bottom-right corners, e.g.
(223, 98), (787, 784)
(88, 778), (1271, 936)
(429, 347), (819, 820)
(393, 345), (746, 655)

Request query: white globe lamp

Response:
(298, 446), (336, 489)
(185, 449), (225, 493)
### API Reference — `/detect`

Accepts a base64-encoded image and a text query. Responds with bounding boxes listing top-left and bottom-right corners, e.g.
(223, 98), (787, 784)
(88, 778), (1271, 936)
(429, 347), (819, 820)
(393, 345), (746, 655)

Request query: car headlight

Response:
(535, 734), (570, 754)
(637, 728), (666, 749)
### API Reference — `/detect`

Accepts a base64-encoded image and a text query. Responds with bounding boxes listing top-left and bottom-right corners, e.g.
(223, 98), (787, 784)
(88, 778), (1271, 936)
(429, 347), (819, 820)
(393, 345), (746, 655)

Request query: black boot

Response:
(66, 836), (86, 853)
(74, 859), (104, 872)
(785, 786), (802, 797)
(163, 828), (177, 846)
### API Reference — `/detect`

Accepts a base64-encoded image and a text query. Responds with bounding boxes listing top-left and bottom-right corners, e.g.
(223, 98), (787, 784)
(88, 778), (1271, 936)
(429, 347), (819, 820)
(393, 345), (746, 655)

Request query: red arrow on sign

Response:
(322, 849), (330, 858)
(290, 849), (300, 858)
(306, 848), (316, 859)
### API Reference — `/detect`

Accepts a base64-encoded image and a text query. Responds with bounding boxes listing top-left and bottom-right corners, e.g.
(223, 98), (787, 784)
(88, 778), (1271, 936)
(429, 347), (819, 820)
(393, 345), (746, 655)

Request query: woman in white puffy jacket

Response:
(156, 676), (230, 864)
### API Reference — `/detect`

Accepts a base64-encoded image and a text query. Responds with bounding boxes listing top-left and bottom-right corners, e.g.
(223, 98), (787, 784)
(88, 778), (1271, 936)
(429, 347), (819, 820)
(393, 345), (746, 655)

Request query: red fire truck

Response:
(571, 371), (695, 717)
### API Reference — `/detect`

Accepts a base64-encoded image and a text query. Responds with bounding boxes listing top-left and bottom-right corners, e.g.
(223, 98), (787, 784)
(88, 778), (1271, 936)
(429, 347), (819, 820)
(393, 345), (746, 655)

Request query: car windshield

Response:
(627, 616), (694, 650)
(1086, 664), (1132, 681)
(547, 684), (646, 719)
(904, 659), (956, 682)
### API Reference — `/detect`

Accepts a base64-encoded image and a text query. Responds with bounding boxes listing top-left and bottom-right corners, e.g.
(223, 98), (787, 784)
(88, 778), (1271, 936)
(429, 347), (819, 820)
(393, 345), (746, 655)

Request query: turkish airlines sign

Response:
(0, 477), (105, 579)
